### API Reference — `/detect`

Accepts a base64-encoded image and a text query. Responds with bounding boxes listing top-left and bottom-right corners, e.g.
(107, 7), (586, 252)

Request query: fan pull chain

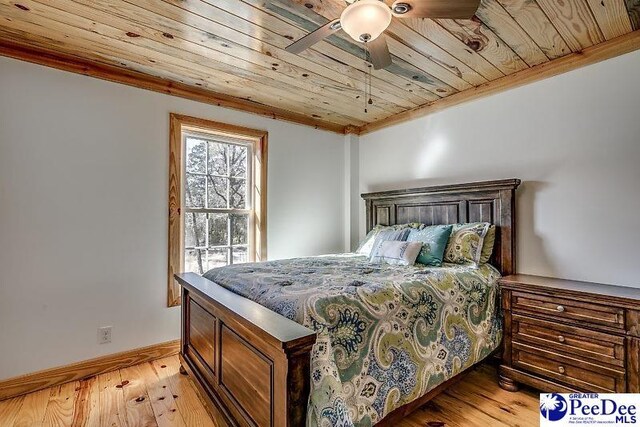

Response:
(363, 44), (373, 114)
(368, 62), (373, 108)
(364, 45), (368, 113)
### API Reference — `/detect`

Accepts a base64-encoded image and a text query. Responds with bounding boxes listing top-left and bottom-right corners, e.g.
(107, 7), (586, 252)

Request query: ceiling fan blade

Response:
(366, 36), (392, 70)
(285, 19), (341, 54)
(391, 0), (481, 19)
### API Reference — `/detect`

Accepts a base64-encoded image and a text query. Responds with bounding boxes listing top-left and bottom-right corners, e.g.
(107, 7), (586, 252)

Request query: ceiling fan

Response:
(285, 0), (481, 70)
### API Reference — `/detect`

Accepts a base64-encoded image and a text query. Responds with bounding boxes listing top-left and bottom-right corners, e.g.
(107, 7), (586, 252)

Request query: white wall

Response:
(3, 47), (640, 379)
(343, 134), (360, 251)
(359, 49), (640, 288)
(0, 56), (346, 379)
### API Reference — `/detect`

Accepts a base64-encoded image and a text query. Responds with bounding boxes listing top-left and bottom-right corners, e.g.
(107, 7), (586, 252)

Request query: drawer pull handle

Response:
(556, 305), (565, 312)
(558, 335), (566, 343)
(558, 366), (566, 374)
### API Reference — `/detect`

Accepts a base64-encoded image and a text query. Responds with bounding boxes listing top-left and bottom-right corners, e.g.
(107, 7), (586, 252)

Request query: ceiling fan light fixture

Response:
(392, 2), (412, 14)
(340, 0), (392, 43)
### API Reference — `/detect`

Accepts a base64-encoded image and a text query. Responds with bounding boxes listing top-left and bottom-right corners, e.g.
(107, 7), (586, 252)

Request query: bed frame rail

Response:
(175, 273), (316, 427)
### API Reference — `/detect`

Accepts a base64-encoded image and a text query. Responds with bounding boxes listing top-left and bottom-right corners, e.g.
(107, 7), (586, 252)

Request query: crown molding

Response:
(0, 38), (349, 135)
(357, 30), (640, 135)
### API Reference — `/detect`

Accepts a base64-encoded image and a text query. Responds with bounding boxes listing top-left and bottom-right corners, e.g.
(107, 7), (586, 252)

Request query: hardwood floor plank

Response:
(97, 369), (128, 427)
(0, 396), (24, 427)
(136, 363), (186, 427)
(425, 392), (517, 427)
(397, 365), (538, 427)
(13, 389), (48, 427)
(150, 357), (217, 427)
(120, 365), (158, 427)
(399, 400), (471, 427)
(72, 376), (101, 427)
(42, 381), (80, 427)
(444, 378), (538, 422)
(2, 359), (538, 427)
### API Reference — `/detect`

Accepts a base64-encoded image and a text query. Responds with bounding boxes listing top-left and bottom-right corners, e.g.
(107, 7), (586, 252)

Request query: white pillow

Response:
(357, 226), (409, 256)
(370, 241), (422, 266)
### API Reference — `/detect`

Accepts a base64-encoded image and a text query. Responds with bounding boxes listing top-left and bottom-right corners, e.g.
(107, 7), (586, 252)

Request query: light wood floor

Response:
(0, 356), (538, 427)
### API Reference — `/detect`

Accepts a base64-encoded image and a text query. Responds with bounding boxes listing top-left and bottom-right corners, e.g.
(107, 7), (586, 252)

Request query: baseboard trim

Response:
(0, 339), (180, 401)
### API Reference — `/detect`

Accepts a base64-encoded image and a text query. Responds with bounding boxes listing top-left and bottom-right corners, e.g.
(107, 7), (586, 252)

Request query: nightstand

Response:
(498, 274), (640, 393)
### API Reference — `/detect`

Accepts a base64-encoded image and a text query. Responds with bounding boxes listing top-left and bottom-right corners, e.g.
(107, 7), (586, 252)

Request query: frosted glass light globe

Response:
(340, 0), (392, 42)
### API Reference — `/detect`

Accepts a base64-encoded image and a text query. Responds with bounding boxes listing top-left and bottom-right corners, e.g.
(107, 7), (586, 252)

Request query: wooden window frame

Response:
(168, 113), (268, 307)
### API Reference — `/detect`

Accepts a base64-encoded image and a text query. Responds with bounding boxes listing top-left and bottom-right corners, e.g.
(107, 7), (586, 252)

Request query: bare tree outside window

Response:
(168, 114), (267, 307)
(183, 134), (251, 274)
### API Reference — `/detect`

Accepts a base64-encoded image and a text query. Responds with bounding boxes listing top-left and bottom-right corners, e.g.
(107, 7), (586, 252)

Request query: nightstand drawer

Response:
(511, 291), (624, 330)
(512, 342), (626, 393)
(500, 274), (640, 395)
(512, 314), (626, 368)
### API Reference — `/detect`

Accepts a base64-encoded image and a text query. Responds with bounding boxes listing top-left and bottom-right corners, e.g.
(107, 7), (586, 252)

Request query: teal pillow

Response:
(406, 225), (453, 266)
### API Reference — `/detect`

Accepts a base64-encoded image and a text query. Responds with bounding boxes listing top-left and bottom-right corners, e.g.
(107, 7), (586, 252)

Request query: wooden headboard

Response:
(361, 179), (521, 275)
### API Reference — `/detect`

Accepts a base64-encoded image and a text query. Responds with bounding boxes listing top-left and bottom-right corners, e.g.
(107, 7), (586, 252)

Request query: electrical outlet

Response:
(98, 326), (112, 344)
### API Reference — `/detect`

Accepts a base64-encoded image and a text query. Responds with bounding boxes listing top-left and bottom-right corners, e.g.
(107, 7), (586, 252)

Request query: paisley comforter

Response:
(203, 254), (502, 426)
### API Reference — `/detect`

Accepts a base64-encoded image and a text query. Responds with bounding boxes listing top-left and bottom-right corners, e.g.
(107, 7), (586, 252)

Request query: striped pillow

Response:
(368, 229), (411, 261)
(370, 241), (422, 266)
(356, 224), (419, 256)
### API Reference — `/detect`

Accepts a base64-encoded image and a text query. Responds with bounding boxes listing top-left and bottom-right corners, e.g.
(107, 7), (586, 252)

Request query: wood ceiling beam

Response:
(358, 29), (640, 135)
(0, 38), (349, 134)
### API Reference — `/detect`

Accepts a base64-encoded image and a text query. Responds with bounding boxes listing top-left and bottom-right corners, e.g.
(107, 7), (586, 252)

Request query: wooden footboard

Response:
(175, 273), (317, 427)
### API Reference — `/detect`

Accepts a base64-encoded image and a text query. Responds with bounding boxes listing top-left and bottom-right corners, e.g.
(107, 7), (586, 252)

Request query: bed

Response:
(175, 179), (521, 427)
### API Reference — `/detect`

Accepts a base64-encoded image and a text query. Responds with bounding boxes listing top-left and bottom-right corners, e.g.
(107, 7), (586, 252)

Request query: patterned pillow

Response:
(479, 225), (496, 264)
(370, 241), (422, 266)
(368, 228), (411, 260)
(406, 225), (453, 266)
(444, 222), (491, 265)
(356, 223), (421, 256)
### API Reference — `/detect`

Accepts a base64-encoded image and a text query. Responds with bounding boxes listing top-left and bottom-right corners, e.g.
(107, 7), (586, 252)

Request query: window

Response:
(168, 114), (267, 306)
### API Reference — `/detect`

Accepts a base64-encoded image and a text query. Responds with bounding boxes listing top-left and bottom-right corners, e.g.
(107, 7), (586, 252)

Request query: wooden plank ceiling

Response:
(0, 0), (639, 133)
